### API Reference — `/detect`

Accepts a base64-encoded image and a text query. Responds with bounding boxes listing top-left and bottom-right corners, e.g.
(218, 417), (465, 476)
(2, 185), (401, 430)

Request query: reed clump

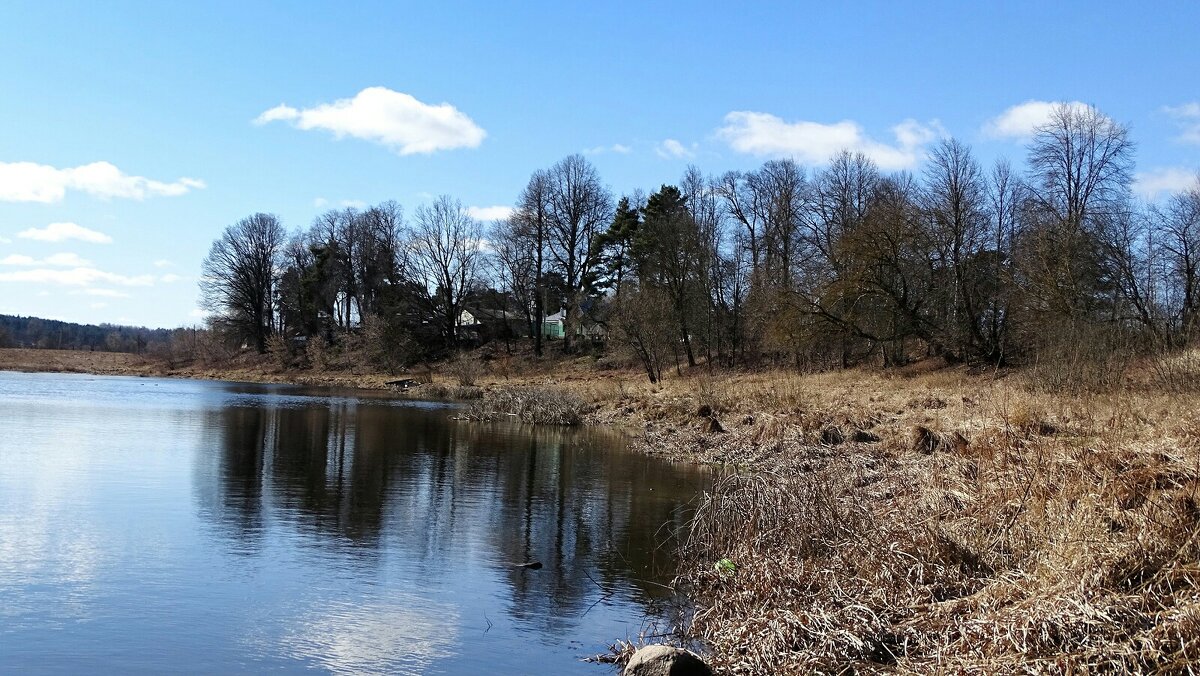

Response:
(671, 381), (1200, 674)
(464, 386), (585, 426)
(418, 382), (484, 400)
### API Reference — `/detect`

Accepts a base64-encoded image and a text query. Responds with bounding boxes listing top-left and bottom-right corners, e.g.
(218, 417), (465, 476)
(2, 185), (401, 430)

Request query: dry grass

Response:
(0, 347), (154, 375)
(637, 371), (1200, 674)
(417, 382), (484, 400)
(463, 385), (586, 426)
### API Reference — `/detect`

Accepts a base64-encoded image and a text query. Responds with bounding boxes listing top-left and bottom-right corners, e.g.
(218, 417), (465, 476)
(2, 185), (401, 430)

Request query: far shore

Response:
(0, 347), (405, 391)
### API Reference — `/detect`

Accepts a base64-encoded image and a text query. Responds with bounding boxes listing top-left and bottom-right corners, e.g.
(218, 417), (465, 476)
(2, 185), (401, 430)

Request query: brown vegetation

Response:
(575, 365), (1200, 674)
(0, 347), (155, 376)
(462, 385), (585, 426)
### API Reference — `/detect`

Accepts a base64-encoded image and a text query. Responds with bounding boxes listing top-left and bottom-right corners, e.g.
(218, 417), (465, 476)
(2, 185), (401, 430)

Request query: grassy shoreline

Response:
(6, 347), (1200, 672)
(0, 347), (408, 390)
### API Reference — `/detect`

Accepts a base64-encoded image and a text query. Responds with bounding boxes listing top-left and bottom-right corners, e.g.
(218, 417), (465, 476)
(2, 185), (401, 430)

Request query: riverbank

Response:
(0, 347), (405, 389)
(5, 346), (1200, 672)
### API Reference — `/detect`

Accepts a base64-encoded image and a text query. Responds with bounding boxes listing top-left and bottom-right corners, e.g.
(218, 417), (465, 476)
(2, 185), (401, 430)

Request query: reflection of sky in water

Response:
(265, 598), (458, 676)
(0, 371), (707, 674)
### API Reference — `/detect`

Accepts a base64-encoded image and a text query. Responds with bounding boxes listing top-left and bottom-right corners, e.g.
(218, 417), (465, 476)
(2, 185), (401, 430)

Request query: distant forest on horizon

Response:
(0, 314), (173, 353)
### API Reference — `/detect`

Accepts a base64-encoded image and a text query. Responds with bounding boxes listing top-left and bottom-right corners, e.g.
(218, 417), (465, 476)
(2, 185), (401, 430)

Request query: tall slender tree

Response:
(543, 154), (613, 352)
(408, 196), (483, 344)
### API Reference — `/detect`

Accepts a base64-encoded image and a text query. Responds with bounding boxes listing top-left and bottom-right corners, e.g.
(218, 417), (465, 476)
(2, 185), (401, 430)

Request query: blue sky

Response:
(1, 1), (1198, 328)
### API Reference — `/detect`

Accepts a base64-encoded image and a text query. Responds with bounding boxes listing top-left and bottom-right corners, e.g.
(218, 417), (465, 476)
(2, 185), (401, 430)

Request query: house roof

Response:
(463, 307), (525, 321)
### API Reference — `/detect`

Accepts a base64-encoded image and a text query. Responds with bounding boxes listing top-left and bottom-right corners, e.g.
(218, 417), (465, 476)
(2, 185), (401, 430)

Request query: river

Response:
(0, 371), (708, 674)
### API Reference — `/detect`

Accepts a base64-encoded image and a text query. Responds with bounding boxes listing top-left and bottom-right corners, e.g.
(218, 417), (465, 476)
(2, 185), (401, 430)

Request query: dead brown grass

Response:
(0, 347), (155, 375)
(462, 385), (586, 426)
(631, 370), (1200, 674)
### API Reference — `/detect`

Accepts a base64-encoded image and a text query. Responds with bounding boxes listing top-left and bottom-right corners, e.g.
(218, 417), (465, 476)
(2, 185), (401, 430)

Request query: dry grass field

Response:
(569, 365), (1200, 673)
(0, 347), (155, 375)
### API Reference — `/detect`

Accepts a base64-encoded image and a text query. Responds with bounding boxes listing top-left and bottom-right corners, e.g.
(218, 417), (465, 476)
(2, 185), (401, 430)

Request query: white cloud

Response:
(0, 161), (205, 203)
(255, 86), (486, 155)
(17, 222), (112, 244)
(1165, 102), (1200, 118)
(189, 308), (206, 318)
(0, 236), (11, 244)
(656, 138), (697, 159)
(1164, 103), (1200, 144)
(45, 252), (92, 267)
(89, 302), (107, 309)
(79, 288), (131, 298)
(716, 112), (941, 170)
(0, 252), (92, 267)
(1134, 167), (1199, 199)
(983, 100), (1091, 139)
(584, 143), (633, 155)
(313, 197), (366, 210)
(466, 205), (514, 221)
(0, 267), (154, 287)
(159, 273), (182, 283)
(153, 259), (173, 268)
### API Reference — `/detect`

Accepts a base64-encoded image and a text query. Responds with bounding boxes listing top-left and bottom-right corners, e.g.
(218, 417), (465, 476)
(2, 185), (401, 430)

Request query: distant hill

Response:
(0, 314), (172, 353)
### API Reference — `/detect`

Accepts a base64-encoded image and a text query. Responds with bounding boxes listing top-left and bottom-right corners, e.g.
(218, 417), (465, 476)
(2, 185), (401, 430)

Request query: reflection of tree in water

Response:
(483, 424), (701, 634)
(195, 405), (269, 550)
(195, 397), (706, 630)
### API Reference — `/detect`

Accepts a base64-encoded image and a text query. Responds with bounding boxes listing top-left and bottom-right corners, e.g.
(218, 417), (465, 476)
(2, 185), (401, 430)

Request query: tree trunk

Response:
(562, 304), (573, 353)
(681, 318), (696, 368)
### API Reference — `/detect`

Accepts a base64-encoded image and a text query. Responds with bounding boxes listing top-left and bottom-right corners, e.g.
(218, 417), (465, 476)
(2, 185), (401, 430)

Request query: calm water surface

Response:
(0, 372), (708, 674)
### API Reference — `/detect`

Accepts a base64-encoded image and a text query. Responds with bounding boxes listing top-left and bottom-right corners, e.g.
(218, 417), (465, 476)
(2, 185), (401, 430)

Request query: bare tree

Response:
(714, 159), (814, 362)
(682, 166), (726, 365)
(1157, 176), (1200, 340)
(355, 201), (405, 317)
(512, 169), (552, 356)
(489, 216), (537, 346)
(1023, 104), (1135, 320)
(1028, 104), (1134, 235)
(200, 213), (286, 353)
(407, 196), (483, 344)
(980, 158), (1025, 362)
(923, 138), (989, 360)
(808, 151), (880, 366)
(611, 287), (674, 383)
(810, 151), (879, 275)
(715, 169), (767, 276)
(544, 154), (613, 352)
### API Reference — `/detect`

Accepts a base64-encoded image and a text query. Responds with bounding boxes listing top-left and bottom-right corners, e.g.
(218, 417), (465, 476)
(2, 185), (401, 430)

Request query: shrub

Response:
(266, 333), (290, 369)
(306, 334), (328, 371)
(447, 355), (482, 386)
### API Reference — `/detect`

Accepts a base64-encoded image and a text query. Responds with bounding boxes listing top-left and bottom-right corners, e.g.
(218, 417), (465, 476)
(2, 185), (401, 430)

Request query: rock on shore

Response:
(624, 645), (712, 676)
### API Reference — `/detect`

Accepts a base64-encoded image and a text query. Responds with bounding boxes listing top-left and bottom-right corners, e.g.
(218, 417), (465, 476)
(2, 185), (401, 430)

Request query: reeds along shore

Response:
(5, 346), (1200, 672)
(594, 368), (1200, 674)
